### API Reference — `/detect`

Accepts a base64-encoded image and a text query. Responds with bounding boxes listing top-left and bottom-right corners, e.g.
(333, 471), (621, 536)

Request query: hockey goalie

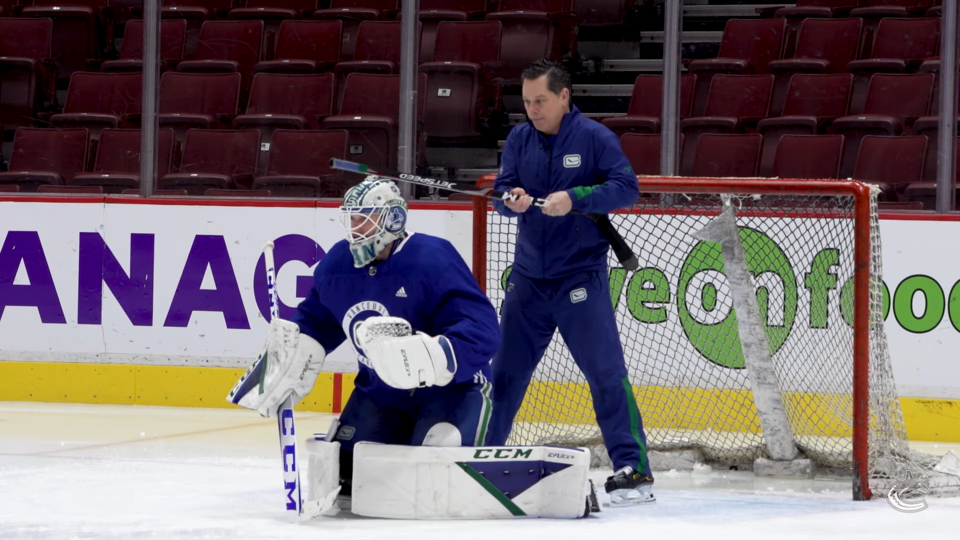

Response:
(227, 176), (596, 519)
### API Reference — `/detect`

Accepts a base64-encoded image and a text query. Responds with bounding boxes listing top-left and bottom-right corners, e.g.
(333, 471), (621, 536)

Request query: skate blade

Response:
(606, 488), (656, 507)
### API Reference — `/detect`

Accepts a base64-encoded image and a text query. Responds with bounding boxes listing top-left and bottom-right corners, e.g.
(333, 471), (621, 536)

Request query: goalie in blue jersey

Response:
(234, 176), (501, 496)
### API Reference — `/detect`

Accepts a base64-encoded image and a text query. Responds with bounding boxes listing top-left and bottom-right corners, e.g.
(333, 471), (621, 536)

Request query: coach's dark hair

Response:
(521, 59), (572, 97)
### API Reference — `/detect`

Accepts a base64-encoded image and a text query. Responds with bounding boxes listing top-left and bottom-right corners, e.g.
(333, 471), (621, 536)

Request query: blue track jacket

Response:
(493, 105), (639, 279)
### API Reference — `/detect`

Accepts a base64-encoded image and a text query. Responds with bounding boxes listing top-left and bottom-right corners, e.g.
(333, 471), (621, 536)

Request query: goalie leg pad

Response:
(352, 443), (591, 520)
(302, 437), (341, 518)
(226, 318), (326, 418)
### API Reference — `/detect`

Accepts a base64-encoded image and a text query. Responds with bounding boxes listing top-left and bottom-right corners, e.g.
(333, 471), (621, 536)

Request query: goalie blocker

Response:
(306, 438), (596, 519)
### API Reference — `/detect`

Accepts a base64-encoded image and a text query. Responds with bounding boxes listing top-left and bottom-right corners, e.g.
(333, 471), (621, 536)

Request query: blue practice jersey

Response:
(493, 105), (639, 279)
(291, 232), (500, 404)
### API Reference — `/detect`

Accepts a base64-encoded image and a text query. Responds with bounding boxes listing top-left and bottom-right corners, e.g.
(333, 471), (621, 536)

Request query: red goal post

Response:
(471, 175), (952, 501)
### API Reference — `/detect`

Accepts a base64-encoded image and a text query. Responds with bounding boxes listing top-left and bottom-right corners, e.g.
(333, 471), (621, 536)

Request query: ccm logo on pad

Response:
(563, 154), (581, 168)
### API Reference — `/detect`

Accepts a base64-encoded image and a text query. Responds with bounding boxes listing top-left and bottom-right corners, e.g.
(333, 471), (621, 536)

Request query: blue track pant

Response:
(486, 269), (651, 476)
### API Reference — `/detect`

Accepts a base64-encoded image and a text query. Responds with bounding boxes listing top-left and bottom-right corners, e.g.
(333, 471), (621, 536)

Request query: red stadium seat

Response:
(679, 74), (774, 176)
(255, 20), (343, 74)
(160, 129), (261, 193)
(689, 133), (762, 178)
(72, 128), (176, 193)
(687, 18), (787, 116)
(831, 73), (934, 178)
(602, 74), (697, 139)
(253, 129), (350, 197)
(757, 73), (852, 176)
(0, 18), (56, 132)
(771, 134), (845, 179)
(101, 19), (188, 72)
(0, 128), (90, 191)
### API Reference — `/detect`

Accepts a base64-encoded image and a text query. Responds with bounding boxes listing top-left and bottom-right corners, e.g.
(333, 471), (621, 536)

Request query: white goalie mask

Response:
(340, 175), (408, 267)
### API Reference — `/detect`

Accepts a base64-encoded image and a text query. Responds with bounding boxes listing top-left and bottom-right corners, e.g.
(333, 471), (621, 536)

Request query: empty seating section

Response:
(72, 128), (176, 193)
(333, 20), (411, 108)
(233, 72), (336, 170)
(0, 18), (56, 131)
(0, 2), (956, 206)
(50, 72), (143, 138)
(846, 17), (939, 113)
(160, 128), (260, 194)
(0, 128), (90, 191)
(320, 72), (427, 171)
(831, 73), (934, 178)
(227, 0), (319, 60)
(313, 0), (399, 61)
(162, 0), (235, 59)
(256, 20), (342, 74)
(100, 19), (188, 72)
(766, 17), (860, 116)
(253, 129), (349, 197)
(21, 0), (108, 84)
(853, 135), (927, 201)
(413, 0), (485, 63)
(690, 133), (762, 178)
(420, 20), (502, 141)
(679, 74), (774, 176)
(158, 71), (242, 145)
(486, 0), (578, 86)
(176, 20), (263, 103)
(757, 73), (853, 176)
(772, 134), (845, 179)
(688, 18), (787, 116)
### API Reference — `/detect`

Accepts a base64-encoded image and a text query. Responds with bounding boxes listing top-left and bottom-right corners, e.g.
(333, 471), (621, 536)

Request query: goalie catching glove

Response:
(226, 318), (326, 417)
(356, 316), (457, 390)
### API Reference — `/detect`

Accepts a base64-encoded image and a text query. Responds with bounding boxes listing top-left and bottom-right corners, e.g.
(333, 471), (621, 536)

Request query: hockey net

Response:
(472, 177), (960, 500)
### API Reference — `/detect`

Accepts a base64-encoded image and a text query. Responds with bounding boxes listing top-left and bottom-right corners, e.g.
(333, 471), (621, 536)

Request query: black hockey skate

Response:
(604, 466), (655, 506)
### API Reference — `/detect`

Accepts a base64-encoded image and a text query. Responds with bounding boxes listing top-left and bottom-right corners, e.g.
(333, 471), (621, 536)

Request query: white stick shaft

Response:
(264, 242), (279, 321)
(263, 241), (301, 515)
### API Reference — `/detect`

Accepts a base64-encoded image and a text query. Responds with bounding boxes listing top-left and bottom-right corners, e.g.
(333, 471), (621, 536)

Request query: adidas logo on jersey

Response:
(396, 287), (407, 298)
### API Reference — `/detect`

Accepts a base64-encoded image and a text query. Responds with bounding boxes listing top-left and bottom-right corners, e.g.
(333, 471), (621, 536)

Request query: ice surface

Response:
(1, 402), (958, 540)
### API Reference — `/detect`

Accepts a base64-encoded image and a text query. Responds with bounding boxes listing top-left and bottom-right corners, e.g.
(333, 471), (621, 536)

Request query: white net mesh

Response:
(480, 182), (960, 499)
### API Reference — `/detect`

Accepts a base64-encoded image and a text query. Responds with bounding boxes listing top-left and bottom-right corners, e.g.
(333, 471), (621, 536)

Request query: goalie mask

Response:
(340, 175), (408, 267)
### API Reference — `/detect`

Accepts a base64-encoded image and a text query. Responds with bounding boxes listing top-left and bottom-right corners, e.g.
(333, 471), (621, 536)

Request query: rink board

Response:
(0, 361), (955, 442)
(1, 196), (960, 442)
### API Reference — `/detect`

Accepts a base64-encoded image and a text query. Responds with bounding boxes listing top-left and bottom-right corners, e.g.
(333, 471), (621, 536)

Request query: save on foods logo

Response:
(499, 225), (960, 369)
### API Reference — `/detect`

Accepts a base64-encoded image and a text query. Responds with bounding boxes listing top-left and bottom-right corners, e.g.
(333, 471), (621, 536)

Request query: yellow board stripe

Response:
(0, 362), (956, 442)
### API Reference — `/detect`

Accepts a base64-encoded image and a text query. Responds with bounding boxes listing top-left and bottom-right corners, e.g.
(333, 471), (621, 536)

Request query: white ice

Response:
(1, 402), (958, 540)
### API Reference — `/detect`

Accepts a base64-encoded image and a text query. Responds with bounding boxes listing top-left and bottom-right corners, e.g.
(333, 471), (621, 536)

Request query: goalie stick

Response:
(330, 159), (640, 271)
(263, 241), (303, 517)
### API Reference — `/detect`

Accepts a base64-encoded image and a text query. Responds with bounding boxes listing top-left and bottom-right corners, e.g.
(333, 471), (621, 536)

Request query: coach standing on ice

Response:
(486, 59), (654, 505)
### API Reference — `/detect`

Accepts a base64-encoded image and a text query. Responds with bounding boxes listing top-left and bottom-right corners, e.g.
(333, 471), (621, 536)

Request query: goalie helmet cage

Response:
(471, 176), (959, 501)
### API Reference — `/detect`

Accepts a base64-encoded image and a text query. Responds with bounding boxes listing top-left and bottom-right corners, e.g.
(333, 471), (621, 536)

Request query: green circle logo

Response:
(678, 227), (798, 368)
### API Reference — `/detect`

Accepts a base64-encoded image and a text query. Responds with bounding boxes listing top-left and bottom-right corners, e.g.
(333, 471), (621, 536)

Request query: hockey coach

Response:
(486, 58), (655, 506)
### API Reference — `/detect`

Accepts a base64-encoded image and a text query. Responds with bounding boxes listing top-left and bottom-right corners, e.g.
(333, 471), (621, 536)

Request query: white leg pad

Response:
(302, 437), (341, 519)
(353, 443), (591, 520)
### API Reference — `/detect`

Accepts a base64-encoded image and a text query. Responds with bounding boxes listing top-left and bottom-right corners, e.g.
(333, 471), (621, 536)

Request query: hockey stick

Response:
(330, 159), (639, 271)
(263, 241), (303, 517)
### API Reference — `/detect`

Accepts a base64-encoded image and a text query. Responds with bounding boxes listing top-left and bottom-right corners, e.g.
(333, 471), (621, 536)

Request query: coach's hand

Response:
(541, 191), (573, 217)
(505, 187), (533, 213)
